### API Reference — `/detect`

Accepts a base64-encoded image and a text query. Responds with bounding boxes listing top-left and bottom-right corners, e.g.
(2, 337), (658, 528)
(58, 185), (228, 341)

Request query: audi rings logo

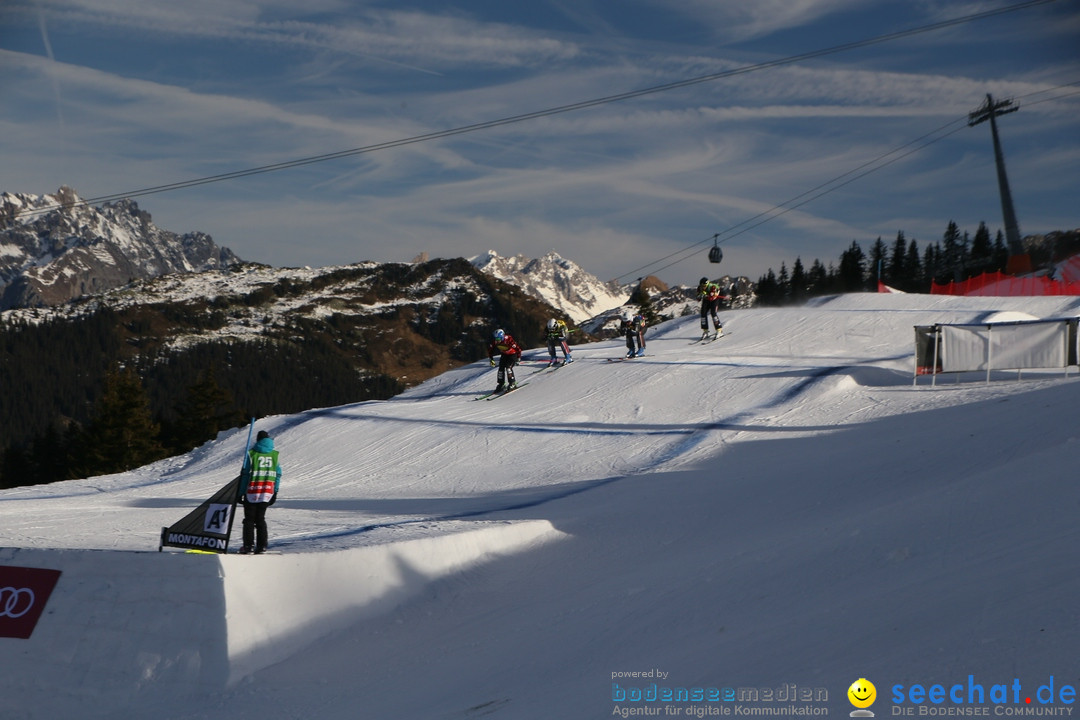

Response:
(0, 586), (35, 618)
(0, 566), (61, 639)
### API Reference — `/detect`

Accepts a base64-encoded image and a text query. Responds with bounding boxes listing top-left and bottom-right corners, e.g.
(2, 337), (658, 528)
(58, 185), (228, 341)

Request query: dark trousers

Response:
(547, 338), (570, 359)
(497, 355), (518, 384)
(700, 298), (721, 331)
(242, 500), (270, 550)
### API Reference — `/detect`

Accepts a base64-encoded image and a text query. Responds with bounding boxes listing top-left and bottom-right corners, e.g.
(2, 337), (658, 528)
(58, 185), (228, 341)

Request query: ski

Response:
(690, 331), (729, 344)
(532, 359), (573, 374)
(704, 331), (730, 344)
(607, 356), (641, 362)
(529, 362), (559, 375)
(486, 381), (529, 400)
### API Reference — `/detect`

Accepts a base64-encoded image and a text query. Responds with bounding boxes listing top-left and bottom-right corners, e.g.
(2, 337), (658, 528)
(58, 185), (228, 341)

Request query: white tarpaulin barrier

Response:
(941, 321), (1068, 373)
(914, 318), (1079, 385)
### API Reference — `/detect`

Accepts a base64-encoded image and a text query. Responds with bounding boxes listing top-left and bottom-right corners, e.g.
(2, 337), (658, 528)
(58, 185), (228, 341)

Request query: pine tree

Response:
(72, 366), (165, 478)
(904, 238), (922, 292)
(868, 238), (888, 286)
(970, 221), (992, 274)
(789, 257), (807, 303)
(756, 269), (781, 306)
(889, 232), (907, 287)
(838, 241), (867, 292)
(777, 262), (790, 302)
(942, 221), (964, 282)
(167, 367), (245, 454)
(807, 259), (829, 295)
(923, 243), (940, 287)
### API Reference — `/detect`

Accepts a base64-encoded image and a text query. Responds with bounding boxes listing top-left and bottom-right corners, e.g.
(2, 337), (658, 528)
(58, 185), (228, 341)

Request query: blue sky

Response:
(1, 0), (1078, 287)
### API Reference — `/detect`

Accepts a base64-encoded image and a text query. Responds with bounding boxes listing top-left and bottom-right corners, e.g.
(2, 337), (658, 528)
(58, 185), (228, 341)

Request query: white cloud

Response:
(17, 1), (582, 71)
(633, 0), (868, 42)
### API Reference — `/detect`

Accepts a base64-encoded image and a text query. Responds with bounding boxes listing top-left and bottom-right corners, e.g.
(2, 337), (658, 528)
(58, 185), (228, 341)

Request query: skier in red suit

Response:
(487, 329), (523, 393)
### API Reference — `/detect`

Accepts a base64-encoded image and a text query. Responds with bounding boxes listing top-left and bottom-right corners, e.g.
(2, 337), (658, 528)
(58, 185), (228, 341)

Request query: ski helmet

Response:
(700, 277), (708, 285)
(623, 311), (632, 322)
(493, 329), (505, 341)
(547, 318), (557, 330)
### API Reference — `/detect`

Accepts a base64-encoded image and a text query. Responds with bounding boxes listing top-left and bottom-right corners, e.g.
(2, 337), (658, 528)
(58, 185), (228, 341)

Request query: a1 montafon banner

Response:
(159, 475), (241, 553)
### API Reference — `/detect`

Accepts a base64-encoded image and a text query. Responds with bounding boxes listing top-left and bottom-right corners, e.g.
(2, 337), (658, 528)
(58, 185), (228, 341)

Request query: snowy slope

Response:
(3, 293), (1080, 719)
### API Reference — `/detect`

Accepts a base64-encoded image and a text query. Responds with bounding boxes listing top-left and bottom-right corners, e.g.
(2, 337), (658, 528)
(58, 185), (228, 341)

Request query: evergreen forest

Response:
(0, 309), (401, 489)
(750, 220), (1068, 305)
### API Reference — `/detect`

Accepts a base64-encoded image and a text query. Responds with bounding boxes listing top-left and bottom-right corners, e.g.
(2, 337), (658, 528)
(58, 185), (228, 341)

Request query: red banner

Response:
(0, 566), (62, 639)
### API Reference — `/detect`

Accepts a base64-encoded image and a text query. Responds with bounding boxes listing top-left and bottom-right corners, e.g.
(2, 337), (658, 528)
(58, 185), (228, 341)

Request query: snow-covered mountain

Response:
(0, 257), (563, 453)
(470, 249), (628, 323)
(0, 257), (561, 375)
(0, 187), (239, 309)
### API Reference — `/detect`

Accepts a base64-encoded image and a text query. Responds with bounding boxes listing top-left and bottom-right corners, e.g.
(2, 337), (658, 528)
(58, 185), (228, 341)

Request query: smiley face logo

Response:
(848, 678), (877, 709)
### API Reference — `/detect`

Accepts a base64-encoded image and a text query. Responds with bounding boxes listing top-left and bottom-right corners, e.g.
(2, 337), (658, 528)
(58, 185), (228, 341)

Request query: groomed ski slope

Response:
(3, 293), (1080, 719)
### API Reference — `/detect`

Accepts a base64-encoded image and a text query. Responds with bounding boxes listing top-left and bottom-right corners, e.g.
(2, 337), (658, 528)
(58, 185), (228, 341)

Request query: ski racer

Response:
(487, 328), (523, 393)
(238, 430), (282, 555)
(697, 277), (727, 339)
(619, 311), (646, 358)
(545, 318), (573, 366)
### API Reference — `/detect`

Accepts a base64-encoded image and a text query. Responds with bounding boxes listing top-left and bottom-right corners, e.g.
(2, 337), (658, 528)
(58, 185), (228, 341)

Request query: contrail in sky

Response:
(34, 1), (66, 130)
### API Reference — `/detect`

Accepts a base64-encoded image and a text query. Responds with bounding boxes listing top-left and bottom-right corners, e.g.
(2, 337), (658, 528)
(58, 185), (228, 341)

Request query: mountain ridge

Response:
(0, 257), (565, 484)
(0, 187), (240, 309)
(470, 249), (628, 323)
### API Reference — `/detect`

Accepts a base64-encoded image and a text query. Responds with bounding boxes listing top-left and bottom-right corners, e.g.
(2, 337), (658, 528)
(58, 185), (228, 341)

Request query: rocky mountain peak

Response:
(0, 187), (240, 309)
(470, 249), (628, 323)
